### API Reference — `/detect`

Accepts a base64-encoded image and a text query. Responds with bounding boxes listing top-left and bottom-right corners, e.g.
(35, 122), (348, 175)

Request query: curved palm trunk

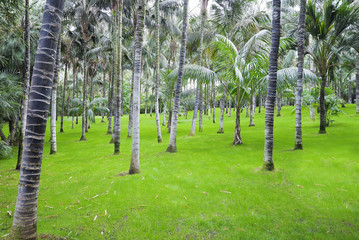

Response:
(294, 0), (306, 150)
(16, 0), (31, 170)
(263, 0), (281, 171)
(60, 62), (68, 132)
(80, 60), (88, 141)
(199, 84), (203, 132)
(166, 0), (189, 152)
(217, 87), (227, 133)
(113, 0), (123, 155)
(212, 81), (216, 123)
(155, 0), (163, 143)
(11, 1), (64, 238)
(50, 38), (61, 154)
(233, 98), (243, 146)
(129, 0), (145, 174)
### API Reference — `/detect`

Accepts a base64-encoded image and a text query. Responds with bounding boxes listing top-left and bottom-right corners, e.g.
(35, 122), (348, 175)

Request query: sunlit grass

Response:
(1, 105), (358, 239)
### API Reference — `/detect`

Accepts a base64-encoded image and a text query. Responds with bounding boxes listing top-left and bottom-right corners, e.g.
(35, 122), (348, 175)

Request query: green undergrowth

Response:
(1, 105), (358, 239)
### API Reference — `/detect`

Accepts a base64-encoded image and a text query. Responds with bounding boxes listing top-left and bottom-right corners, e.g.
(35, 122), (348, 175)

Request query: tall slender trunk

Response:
(76, 65), (79, 125)
(162, 101), (166, 126)
(263, 0), (281, 171)
(207, 83), (211, 118)
(217, 86), (226, 133)
(276, 95), (282, 117)
(113, 0), (123, 155)
(107, 66), (113, 134)
(0, 128), (7, 143)
(348, 81), (352, 104)
(258, 94), (262, 113)
(228, 98), (232, 117)
(189, 85), (200, 136)
(9, 115), (19, 146)
(11, 1), (64, 238)
(199, 84), (203, 132)
(319, 72), (327, 134)
(232, 97), (243, 146)
(60, 62), (68, 132)
(129, 0), (145, 174)
(166, 0), (189, 152)
(80, 59), (88, 140)
(249, 94), (255, 126)
(50, 37), (61, 154)
(356, 60), (359, 114)
(101, 69), (106, 122)
(155, 0), (163, 143)
(294, 0), (306, 150)
(246, 102), (249, 117)
(72, 66), (76, 129)
(16, 0), (31, 170)
(212, 81), (216, 123)
(127, 71), (134, 138)
(145, 85), (148, 116)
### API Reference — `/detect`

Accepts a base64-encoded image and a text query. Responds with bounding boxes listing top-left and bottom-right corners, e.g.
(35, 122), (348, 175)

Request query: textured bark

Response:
(207, 83), (211, 118)
(189, 85), (200, 136)
(80, 60), (88, 140)
(232, 101), (243, 146)
(16, 0), (31, 169)
(113, 0), (123, 155)
(198, 84), (203, 132)
(356, 62), (359, 114)
(107, 66), (113, 134)
(155, 0), (163, 143)
(212, 81), (216, 123)
(9, 115), (19, 146)
(60, 62), (68, 132)
(129, 0), (145, 174)
(228, 98), (231, 117)
(72, 66), (77, 129)
(246, 102), (249, 117)
(101, 70), (106, 122)
(249, 94), (255, 126)
(217, 86), (226, 133)
(50, 38), (61, 154)
(263, 0), (281, 171)
(276, 95), (281, 117)
(258, 95), (262, 113)
(318, 72), (327, 134)
(166, 0), (189, 153)
(294, 0), (306, 150)
(144, 85), (148, 116)
(162, 101), (166, 126)
(127, 70), (134, 138)
(11, 1), (64, 238)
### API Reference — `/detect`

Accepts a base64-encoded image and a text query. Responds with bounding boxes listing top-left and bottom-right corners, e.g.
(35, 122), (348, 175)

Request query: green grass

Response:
(1, 105), (359, 239)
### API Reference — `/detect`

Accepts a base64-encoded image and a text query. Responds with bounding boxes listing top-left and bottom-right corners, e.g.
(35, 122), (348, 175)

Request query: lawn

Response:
(1, 105), (359, 239)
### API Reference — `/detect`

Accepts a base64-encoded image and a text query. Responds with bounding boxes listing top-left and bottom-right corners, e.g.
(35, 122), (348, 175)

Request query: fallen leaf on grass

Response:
(155, 195), (159, 199)
(184, 196), (187, 200)
(297, 185), (303, 189)
(105, 210), (107, 216)
(69, 176), (72, 180)
(223, 227), (229, 231)
(45, 205), (54, 209)
(235, 228), (245, 231)
(187, 172), (192, 175)
(203, 192), (208, 195)
(92, 195), (99, 199)
(84, 186), (89, 189)
(220, 190), (232, 194)
(2, 234), (9, 238)
(94, 215), (97, 221)
(7, 211), (12, 217)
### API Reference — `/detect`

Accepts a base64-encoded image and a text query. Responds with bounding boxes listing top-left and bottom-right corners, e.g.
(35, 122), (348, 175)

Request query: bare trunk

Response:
(249, 94), (255, 126)
(60, 62), (68, 132)
(356, 61), (359, 114)
(212, 82), (216, 123)
(228, 98), (231, 117)
(80, 60), (88, 141)
(162, 101), (166, 126)
(189, 85), (200, 136)
(319, 72), (327, 134)
(217, 87), (227, 133)
(155, 0), (163, 143)
(107, 66), (113, 134)
(199, 84), (203, 132)
(276, 95), (282, 117)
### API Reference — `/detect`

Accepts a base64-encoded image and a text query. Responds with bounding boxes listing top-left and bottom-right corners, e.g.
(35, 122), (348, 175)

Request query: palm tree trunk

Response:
(258, 95), (262, 113)
(80, 60), (88, 140)
(232, 98), (243, 146)
(60, 62), (68, 132)
(217, 86), (226, 133)
(11, 1), (64, 238)
(72, 66), (76, 129)
(212, 81), (216, 123)
(127, 72), (134, 138)
(189, 85), (200, 136)
(294, 0), (306, 150)
(207, 83), (211, 118)
(166, 0), (189, 152)
(162, 101), (166, 126)
(356, 61), (359, 114)
(319, 72), (327, 134)
(113, 0), (123, 155)
(107, 65), (113, 134)
(145, 85), (148, 116)
(129, 0), (145, 174)
(249, 94), (255, 126)
(155, 0), (163, 143)
(50, 37), (61, 154)
(276, 95), (282, 117)
(263, 0), (281, 171)
(16, 0), (31, 170)
(199, 84), (203, 132)
(101, 69), (106, 122)
(228, 98), (231, 117)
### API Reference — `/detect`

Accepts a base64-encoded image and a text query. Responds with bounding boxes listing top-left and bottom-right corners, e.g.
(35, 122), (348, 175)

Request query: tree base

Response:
(127, 135), (131, 139)
(129, 168), (140, 175)
(262, 162), (274, 171)
(199, 127), (203, 132)
(318, 129), (326, 134)
(50, 150), (56, 155)
(166, 145), (177, 153)
(157, 137), (162, 143)
(249, 123), (255, 127)
(217, 128), (224, 134)
(294, 143), (303, 150)
(232, 140), (243, 146)
(109, 138), (114, 144)
(60, 129), (64, 133)
(80, 136), (87, 141)
(188, 132), (195, 136)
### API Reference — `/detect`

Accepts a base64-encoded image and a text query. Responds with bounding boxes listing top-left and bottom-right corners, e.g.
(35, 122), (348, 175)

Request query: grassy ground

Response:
(1, 105), (359, 239)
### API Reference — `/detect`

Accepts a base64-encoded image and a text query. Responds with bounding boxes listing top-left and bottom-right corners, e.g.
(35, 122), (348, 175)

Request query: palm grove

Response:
(1, 0), (359, 238)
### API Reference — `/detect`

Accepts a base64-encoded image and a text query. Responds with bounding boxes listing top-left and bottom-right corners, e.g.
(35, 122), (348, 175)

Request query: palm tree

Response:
(294, 0), (306, 150)
(263, 0), (281, 171)
(11, 0), (64, 238)
(166, 0), (189, 153)
(306, 0), (358, 133)
(129, 0), (145, 174)
(50, 37), (61, 154)
(155, 0), (163, 143)
(60, 61), (68, 132)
